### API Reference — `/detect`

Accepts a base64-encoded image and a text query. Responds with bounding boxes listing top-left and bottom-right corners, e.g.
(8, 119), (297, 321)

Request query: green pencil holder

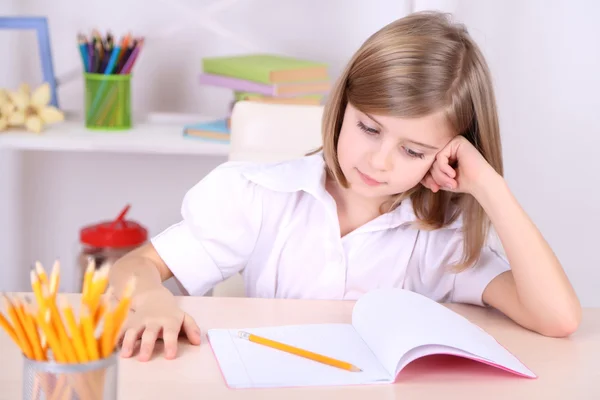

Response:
(84, 73), (132, 130)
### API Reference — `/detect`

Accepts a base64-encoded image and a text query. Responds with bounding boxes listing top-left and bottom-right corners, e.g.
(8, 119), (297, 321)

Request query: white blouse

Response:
(151, 153), (510, 306)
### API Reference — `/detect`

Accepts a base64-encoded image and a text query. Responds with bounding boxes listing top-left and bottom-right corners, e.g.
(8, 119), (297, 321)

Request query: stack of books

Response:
(184, 54), (330, 142)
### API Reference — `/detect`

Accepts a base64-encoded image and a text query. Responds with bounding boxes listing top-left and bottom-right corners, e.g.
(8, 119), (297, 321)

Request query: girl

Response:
(109, 11), (581, 361)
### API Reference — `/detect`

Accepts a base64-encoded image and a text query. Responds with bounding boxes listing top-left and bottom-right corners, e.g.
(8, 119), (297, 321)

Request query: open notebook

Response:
(207, 288), (536, 388)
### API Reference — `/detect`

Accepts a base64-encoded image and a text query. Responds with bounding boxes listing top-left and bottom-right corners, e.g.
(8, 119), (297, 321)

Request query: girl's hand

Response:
(420, 135), (498, 195)
(118, 287), (201, 361)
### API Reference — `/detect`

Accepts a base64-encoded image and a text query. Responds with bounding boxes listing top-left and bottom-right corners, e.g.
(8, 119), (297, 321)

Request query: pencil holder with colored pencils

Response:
(78, 31), (144, 130)
(84, 73), (132, 130)
(0, 259), (136, 400)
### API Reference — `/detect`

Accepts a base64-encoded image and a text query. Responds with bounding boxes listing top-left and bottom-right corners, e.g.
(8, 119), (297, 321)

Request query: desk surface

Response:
(1, 295), (599, 400)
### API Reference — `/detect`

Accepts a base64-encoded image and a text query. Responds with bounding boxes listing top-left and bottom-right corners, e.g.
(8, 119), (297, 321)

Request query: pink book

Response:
(207, 288), (536, 389)
(199, 73), (330, 97)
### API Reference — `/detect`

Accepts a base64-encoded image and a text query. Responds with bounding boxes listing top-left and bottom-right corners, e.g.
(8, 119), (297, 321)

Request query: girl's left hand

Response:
(420, 135), (497, 195)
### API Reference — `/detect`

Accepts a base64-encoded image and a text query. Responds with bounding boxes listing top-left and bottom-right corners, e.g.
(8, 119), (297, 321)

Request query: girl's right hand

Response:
(118, 287), (202, 361)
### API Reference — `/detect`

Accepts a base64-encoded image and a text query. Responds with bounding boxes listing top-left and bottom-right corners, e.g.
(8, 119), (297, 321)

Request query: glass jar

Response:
(22, 352), (118, 400)
(77, 204), (147, 290)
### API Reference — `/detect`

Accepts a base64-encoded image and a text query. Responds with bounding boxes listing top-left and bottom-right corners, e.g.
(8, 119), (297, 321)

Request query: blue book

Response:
(183, 119), (230, 142)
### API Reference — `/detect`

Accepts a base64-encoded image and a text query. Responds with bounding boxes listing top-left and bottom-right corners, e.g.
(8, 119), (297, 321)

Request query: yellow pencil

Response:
(0, 309), (20, 348)
(35, 309), (66, 362)
(86, 265), (109, 315)
(100, 301), (115, 358)
(93, 300), (106, 327)
(43, 288), (78, 363)
(30, 270), (46, 312)
(35, 261), (49, 290)
(81, 258), (95, 303)
(237, 331), (362, 372)
(40, 330), (48, 357)
(2, 295), (34, 359)
(59, 296), (89, 363)
(81, 305), (99, 360)
(111, 277), (136, 347)
(49, 260), (61, 298)
(20, 299), (46, 361)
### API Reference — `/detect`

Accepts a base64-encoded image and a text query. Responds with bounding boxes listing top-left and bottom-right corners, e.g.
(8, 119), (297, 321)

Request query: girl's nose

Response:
(370, 147), (392, 171)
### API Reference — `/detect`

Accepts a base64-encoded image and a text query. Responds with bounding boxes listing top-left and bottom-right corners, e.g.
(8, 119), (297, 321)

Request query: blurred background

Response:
(0, 0), (598, 305)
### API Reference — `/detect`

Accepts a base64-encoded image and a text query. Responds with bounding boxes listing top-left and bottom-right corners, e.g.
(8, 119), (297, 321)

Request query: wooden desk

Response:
(1, 295), (599, 400)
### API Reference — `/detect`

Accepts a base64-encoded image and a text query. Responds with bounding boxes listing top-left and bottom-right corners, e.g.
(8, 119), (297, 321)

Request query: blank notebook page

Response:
(351, 289), (536, 378)
(207, 323), (391, 388)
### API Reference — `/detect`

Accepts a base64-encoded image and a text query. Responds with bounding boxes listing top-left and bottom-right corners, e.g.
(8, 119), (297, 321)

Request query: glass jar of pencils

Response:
(84, 73), (132, 130)
(22, 352), (118, 400)
(77, 205), (147, 291)
(0, 260), (137, 400)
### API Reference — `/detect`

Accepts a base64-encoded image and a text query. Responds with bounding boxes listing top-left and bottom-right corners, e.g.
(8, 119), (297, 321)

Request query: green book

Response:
(202, 54), (329, 84)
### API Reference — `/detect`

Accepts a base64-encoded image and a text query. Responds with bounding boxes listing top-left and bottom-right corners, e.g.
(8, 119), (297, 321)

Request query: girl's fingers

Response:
(162, 327), (180, 359)
(431, 162), (456, 190)
(421, 173), (440, 193)
(439, 161), (456, 178)
(138, 323), (161, 362)
(120, 324), (144, 358)
(182, 313), (202, 346)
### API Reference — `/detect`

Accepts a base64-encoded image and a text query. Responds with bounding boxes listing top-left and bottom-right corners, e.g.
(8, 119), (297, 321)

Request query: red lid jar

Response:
(77, 205), (147, 289)
(80, 204), (147, 249)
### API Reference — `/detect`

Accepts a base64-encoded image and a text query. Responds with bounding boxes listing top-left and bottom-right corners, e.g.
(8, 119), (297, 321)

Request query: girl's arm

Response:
(423, 136), (581, 337)
(108, 243), (202, 360)
(475, 169), (581, 337)
(109, 243), (173, 300)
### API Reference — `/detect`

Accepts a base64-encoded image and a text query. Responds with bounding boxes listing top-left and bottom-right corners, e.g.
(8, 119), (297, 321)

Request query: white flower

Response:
(0, 89), (12, 131)
(8, 83), (64, 133)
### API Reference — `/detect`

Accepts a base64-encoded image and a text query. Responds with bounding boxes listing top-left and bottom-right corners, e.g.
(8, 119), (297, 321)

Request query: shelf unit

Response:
(0, 120), (230, 156)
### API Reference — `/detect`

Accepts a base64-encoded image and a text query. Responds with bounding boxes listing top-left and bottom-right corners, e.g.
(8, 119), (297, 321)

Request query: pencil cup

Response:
(84, 73), (132, 130)
(22, 352), (118, 400)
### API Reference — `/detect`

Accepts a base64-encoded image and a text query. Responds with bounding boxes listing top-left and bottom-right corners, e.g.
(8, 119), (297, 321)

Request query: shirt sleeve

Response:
(410, 227), (511, 307)
(150, 162), (263, 296)
(451, 229), (511, 306)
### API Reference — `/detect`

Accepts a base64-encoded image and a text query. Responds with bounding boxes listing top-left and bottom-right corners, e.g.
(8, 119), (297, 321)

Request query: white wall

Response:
(0, 0), (25, 291)
(463, 0), (600, 307)
(2, 1), (599, 305)
(421, 0), (600, 306)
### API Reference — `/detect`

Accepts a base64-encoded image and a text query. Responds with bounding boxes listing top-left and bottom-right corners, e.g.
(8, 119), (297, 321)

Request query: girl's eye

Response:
(403, 147), (424, 159)
(357, 121), (379, 135)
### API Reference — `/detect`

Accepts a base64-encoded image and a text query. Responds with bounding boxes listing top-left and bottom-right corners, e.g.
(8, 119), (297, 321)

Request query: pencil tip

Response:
(237, 331), (250, 340)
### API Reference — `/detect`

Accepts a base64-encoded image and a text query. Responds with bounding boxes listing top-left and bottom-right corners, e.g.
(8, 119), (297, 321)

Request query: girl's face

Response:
(336, 102), (455, 201)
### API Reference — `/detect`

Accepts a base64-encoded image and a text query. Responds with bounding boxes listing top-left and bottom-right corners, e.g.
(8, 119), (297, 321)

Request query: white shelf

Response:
(0, 119), (230, 156)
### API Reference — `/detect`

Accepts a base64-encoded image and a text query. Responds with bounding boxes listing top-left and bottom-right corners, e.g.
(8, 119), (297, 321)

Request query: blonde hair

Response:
(319, 11), (503, 271)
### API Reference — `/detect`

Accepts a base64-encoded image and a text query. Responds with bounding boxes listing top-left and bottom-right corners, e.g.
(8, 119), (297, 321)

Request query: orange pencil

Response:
(117, 32), (131, 65)
(237, 331), (362, 372)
